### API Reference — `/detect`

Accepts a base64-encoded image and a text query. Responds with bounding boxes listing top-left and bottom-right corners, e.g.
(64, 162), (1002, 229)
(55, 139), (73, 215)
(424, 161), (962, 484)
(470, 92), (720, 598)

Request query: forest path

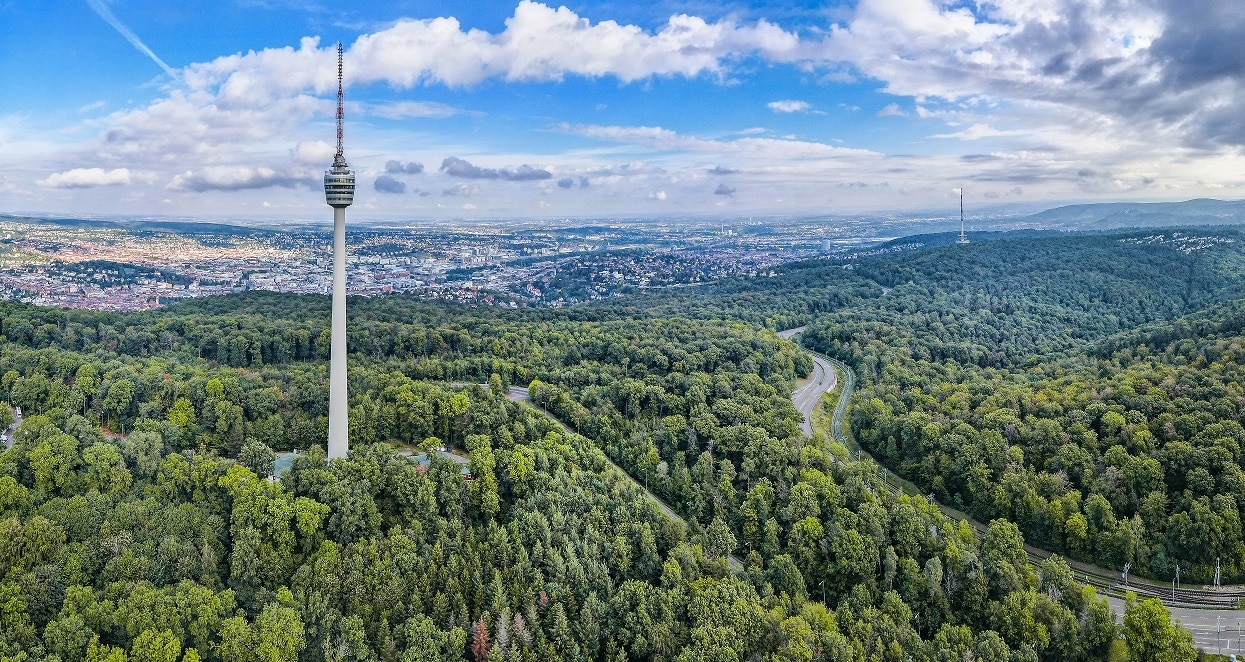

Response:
(507, 386), (744, 572)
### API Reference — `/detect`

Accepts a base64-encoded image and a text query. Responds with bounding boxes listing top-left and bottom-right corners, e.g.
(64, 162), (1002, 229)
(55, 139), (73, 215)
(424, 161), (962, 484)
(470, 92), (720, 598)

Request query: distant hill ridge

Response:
(1025, 197), (1245, 229)
(7, 197), (1245, 234)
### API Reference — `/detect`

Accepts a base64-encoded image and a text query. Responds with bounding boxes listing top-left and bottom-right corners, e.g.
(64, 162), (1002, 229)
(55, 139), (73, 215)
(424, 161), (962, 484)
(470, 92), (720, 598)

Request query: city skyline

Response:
(2, 1), (1244, 220)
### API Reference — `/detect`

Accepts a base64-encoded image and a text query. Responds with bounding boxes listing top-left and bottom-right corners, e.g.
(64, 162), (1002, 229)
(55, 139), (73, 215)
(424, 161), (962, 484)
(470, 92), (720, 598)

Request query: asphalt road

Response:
(1107, 596), (1245, 651)
(792, 356), (836, 437)
(775, 327), (804, 341)
(2, 407), (20, 450)
(777, 327), (838, 437)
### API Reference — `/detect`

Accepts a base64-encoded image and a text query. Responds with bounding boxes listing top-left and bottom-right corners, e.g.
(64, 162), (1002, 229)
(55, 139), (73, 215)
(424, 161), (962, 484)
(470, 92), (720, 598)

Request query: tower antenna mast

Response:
(335, 43), (345, 164)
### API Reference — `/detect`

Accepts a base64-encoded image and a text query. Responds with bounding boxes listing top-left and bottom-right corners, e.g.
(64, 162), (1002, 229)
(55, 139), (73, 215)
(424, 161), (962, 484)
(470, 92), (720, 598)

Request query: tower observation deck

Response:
(325, 43), (353, 460)
(325, 163), (355, 207)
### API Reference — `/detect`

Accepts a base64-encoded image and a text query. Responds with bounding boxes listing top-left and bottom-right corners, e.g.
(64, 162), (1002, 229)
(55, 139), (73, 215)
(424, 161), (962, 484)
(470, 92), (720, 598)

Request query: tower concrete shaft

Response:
(328, 205), (349, 459)
(324, 43), (354, 460)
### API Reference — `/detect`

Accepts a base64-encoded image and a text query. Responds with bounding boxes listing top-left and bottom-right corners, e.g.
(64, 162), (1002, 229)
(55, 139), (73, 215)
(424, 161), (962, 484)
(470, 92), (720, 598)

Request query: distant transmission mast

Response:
(957, 187), (970, 245)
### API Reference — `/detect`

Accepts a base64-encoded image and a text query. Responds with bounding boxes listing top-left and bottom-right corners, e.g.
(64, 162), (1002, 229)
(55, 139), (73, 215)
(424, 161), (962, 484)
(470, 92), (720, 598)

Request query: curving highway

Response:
(778, 327), (1245, 646)
(778, 327), (838, 438)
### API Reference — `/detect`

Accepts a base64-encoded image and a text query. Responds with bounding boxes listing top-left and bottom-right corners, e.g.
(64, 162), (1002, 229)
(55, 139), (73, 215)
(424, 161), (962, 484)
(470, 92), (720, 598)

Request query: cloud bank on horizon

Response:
(4, 0), (1245, 219)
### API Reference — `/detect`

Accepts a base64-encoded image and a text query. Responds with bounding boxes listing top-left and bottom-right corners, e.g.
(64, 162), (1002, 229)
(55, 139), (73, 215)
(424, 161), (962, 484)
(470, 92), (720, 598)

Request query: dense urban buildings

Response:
(0, 214), (923, 312)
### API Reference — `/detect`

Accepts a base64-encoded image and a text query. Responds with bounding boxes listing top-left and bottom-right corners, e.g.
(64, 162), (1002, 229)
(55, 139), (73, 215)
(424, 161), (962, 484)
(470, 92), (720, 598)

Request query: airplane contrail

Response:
(84, 0), (181, 82)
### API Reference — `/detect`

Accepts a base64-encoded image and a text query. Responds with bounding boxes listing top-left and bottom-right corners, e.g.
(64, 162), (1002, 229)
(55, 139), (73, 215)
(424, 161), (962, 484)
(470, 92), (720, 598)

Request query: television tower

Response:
(324, 43), (354, 460)
(957, 187), (970, 245)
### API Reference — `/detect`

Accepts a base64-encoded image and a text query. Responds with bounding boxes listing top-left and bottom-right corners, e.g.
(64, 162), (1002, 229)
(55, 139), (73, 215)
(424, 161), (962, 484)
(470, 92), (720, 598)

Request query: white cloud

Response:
(811, 0), (1245, 149)
(442, 183), (480, 197)
(768, 100), (811, 113)
(367, 101), (463, 119)
(38, 168), (133, 189)
(167, 166), (314, 192)
(183, 2), (801, 97)
(648, 190), (668, 201)
(876, 103), (905, 117)
(562, 123), (879, 160)
(931, 123), (1025, 140)
(354, 2), (799, 85)
(94, 89), (321, 165)
(292, 140), (336, 164)
(29, 2), (807, 213)
(17, 0), (1245, 218)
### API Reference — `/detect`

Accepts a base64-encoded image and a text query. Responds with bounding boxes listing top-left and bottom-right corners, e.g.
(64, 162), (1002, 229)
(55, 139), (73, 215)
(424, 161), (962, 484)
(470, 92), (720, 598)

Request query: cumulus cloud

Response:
(92, 89), (320, 167)
(648, 190), (668, 201)
(553, 176), (590, 188)
(708, 166), (739, 175)
(375, 175), (406, 194)
(167, 166), (313, 192)
(768, 100), (811, 113)
(292, 140), (336, 165)
(876, 103), (905, 117)
(814, 0), (1245, 149)
(440, 156), (552, 181)
(30, 0), (1245, 217)
(38, 168), (133, 189)
(442, 183), (479, 197)
(503, 165), (553, 181)
(440, 157), (493, 178)
(385, 160), (425, 174)
(347, 2), (801, 86)
(180, 2), (802, 102)
(714, 183), (736, 196)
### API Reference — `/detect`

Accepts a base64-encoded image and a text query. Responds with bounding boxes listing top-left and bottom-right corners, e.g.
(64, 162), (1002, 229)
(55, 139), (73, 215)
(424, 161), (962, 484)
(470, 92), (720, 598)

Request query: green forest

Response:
(1, 228), (1235, 661)
(802, 231), (1245, 584)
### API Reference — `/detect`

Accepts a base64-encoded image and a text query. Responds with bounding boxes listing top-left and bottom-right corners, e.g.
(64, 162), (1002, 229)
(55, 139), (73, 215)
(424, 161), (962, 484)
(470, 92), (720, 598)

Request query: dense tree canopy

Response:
(0, 227), (1224, 660)
(802, 231), (1245, 584)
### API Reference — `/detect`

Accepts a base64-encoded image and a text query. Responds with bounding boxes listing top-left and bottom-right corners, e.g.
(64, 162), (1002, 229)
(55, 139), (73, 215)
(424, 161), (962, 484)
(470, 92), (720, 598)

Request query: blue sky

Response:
(2, 0), (1244, 220)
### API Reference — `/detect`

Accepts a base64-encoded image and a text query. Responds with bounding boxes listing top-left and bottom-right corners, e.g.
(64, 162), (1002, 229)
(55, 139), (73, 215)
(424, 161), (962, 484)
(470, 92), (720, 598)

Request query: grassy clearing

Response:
(811, 387), (837, 440)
